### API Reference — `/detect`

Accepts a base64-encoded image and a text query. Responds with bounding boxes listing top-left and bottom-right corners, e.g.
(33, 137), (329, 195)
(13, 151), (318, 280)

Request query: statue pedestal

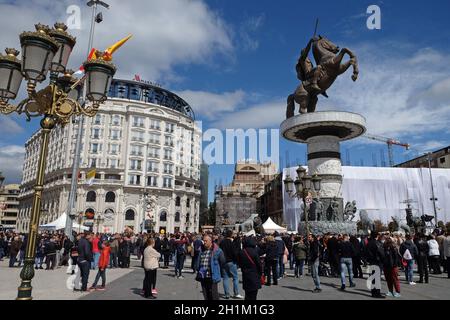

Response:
(281, 111), (366, 230)
(298, 221), (357, 236)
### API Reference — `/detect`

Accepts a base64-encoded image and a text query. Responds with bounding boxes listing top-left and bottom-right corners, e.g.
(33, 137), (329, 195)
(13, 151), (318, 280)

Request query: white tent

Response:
(262, 217), (287, 234)
(40, 212), (89, 231)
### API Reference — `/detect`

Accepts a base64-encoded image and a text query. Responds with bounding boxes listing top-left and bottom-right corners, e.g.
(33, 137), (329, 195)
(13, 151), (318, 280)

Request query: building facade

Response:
(258, 173), (283, 226)
(0, 183), (20, 230)
(395, 146), (450, 169)
(215, 161), (277, 226)
(17, 79), (202, 234)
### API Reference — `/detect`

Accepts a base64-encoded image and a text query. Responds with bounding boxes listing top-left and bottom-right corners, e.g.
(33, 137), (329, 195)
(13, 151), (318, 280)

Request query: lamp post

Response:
(0, 23), (116, 300)
(426, 152), (438, 225)
(283, 166), (322, 236)
(94, 215), (105, 234)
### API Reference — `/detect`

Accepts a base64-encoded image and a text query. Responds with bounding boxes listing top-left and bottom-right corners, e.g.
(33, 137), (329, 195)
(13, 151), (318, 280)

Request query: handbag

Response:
(243, 249), (265, 285)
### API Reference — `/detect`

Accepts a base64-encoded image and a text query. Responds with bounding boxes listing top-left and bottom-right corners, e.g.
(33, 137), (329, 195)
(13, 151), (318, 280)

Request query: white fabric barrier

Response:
(282, 166), (450, 232)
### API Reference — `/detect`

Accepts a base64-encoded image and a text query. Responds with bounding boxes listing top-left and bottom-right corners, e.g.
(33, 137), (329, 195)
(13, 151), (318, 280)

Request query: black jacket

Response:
(237, 238), (262, 292)
(309, 239), (321, 262)
(415, 239), (429, 258)
(338, 241), (355, 258)
(366, 238), (385, 266)
(77, 237), (93, 262)
(264, 241), (279, 261)
(384, 245), (400, 269)
(220, 238), (238, 263)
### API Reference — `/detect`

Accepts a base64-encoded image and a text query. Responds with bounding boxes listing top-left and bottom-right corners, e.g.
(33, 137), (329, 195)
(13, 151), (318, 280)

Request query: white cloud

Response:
(0, 0), (234, 83)
(0, 145), (25, 184)
(239, 14), (265, 51)
(211, 100), (285, 129)
(176, 89), (245, 120)
(0, 118), (24, 134)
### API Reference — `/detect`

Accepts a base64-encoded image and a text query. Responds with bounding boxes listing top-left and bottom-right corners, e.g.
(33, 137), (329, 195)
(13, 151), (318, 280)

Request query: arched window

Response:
(186, 213), (190, 223)
(160, 211), (167, 222)
(175, 212), (180, 222)
(186, 198), (190, 208)
(105, 191), (116, 203)
(175, 196), (181, 207)
(86, 191), (96, 202)
(125, 209), (135, 221)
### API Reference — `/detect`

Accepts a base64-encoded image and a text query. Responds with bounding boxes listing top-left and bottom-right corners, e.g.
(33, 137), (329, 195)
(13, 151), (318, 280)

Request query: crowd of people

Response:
(1, 227), (450, 300)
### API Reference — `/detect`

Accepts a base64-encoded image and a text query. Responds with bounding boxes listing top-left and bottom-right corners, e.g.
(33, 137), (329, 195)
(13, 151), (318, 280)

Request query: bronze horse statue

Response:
(287, 36), (359, 117)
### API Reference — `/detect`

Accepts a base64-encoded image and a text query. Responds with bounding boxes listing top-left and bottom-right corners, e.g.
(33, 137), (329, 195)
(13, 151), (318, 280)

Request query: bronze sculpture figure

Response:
(286, 35), (359, 117)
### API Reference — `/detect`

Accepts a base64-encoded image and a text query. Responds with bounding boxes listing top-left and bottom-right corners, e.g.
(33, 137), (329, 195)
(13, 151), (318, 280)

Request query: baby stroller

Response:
(318, 261), (330, 277)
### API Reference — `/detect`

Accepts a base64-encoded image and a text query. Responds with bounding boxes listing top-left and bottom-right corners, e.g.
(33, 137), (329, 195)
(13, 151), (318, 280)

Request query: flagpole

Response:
(65, 1), (107, 241)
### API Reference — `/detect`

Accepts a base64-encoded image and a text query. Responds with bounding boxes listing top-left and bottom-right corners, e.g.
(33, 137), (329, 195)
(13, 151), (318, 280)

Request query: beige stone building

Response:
(0, 183), (20, 230)
(17, 79), (202, 234)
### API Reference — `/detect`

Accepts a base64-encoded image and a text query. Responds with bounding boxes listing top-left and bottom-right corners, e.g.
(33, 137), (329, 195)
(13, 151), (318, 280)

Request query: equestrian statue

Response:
(286, 20), (359, 117)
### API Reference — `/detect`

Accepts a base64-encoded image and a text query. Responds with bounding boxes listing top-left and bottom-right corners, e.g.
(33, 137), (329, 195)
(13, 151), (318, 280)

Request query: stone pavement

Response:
(83, 259), (450, 300)
(0, 257), (134, 300)
(2, 256), (449, 300)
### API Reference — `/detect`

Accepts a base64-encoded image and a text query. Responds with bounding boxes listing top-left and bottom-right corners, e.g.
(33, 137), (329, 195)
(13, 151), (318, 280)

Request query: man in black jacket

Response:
(366, 232), (385, 298)
(308, 234), (322, 293)
(77, 232), (93, 292)
(338, 234), (356, 290)
(219, 229), (242, 299)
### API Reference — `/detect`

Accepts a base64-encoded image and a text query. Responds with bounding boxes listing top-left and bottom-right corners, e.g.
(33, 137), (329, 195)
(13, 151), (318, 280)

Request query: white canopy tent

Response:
(263, 217), (287, 234)
(39, 212), (89, 231)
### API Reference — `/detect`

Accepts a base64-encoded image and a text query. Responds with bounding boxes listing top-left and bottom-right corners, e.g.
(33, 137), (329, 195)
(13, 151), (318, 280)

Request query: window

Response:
(164, 149), (173, 160)
(166, 123), (175, 133)
(105, 192), (116, 203)
(92, 128), (101, 139)
(159, 211), (167, 222)
(110, 144), (119, 154)
(86, 191), (96, 202)
(90, 158), (97, 168)
(131, 130), (144, 142)
(148, 147), (160, 158)
(91, 143), (101, 154)
(94, 114), (102, 125)
(147, 161), (159, 172)
(163, 177), (172, 188)
(130, 159), (142, 170)
(147, 176), (158, 187)
(149, 133), (160, 144)
(110, 129), (121, 140)
(150, 119), (160, 130)
(112, 115), (121, 126)
(130, 145), (143, 156)
(440, 157), (446, 164)
(163, 163), (173, 174)
(132, 116), (145, 128)
(175, 196), (181, 207)
(125, 209), (135, 221)
(175, 212), (180, 222)
(186, 213), (190, 223)
(128, 174), (141, 185)
(165, 135), (173, 147)
(186, 198), (190, 208)
(109, 159), (118, 168)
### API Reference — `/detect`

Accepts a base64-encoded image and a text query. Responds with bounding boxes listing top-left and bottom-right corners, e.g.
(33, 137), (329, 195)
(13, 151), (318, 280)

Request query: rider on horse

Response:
(296, 37), (322, 94)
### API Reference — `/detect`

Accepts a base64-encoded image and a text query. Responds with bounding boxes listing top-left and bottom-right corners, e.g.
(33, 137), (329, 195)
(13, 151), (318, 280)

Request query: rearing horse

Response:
(286, 36), (359, 117)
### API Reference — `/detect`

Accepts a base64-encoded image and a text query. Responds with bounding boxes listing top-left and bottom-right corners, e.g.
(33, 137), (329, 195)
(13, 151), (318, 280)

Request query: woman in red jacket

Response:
(90, 241), (111, 291)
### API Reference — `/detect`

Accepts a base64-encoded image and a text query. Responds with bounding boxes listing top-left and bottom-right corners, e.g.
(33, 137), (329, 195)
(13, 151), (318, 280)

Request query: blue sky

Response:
(1, 0), (450, 203)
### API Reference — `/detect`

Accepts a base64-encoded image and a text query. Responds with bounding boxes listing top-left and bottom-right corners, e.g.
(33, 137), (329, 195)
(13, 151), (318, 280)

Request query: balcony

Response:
(131, 137), (144, 142)
(130, 151), (144, 156)
(111, 136), (120, 141)
(129, 166), (142, 171)
(132, 122), (145, 128)
(150, 126), (160, 130)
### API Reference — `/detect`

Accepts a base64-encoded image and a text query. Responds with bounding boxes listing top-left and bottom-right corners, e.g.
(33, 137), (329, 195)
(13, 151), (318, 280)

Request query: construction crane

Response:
(363, 134), (410, 167)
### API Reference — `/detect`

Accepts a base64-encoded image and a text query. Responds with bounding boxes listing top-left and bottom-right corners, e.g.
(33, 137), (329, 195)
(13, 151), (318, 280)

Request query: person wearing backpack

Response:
(174, 234), (187, 278)
(399, 233), (418, 285)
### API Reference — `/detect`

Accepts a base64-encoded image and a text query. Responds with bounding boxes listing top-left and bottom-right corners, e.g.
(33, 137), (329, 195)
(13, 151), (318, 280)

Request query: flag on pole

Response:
(86, 168), (96, 186)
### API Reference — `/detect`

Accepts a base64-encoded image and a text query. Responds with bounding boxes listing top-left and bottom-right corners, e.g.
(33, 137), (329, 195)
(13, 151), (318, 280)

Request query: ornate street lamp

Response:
(283, 166), (322, 236)
(0, 22), (117, 300)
